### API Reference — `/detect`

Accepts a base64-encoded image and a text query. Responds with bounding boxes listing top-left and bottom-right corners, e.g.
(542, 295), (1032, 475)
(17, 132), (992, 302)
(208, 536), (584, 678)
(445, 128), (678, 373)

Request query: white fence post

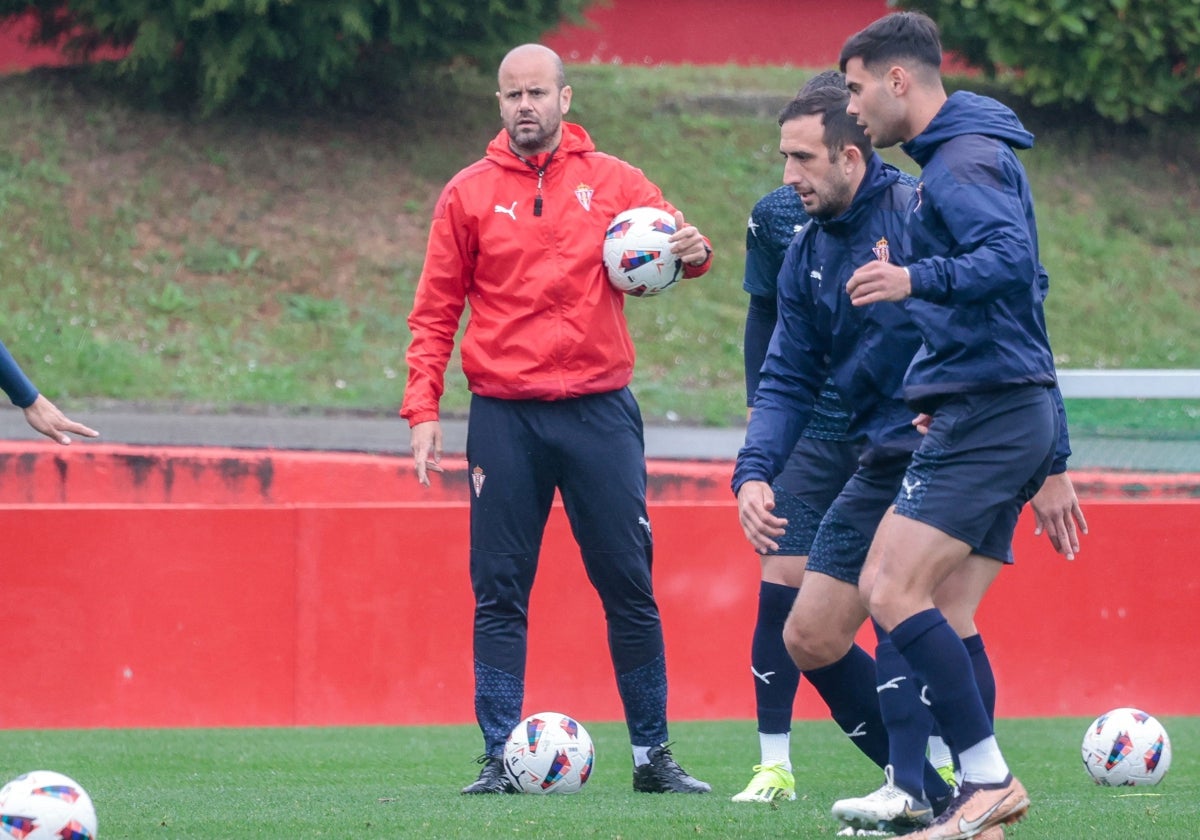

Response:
(1057, 370), (1200, 399)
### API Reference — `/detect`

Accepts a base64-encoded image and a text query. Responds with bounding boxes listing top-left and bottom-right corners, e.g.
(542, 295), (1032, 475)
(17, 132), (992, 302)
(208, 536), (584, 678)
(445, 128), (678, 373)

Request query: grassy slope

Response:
(0, 64), (1196, 434)
(1, 719), (1196, 838)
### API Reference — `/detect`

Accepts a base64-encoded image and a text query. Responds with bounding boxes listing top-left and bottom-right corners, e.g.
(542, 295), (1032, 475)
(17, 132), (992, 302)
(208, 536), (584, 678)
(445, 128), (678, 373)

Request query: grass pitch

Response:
(1, 717), (1194, 838)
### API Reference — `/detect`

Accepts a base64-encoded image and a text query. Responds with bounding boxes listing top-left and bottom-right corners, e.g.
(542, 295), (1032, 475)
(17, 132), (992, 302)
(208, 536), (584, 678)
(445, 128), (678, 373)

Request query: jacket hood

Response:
(903, 91), (1033, 167)
(485, 121), (596, 169)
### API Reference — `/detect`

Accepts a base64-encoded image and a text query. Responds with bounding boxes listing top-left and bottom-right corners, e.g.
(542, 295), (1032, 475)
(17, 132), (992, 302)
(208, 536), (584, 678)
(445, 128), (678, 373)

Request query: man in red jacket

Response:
(402, 43), (713, 795)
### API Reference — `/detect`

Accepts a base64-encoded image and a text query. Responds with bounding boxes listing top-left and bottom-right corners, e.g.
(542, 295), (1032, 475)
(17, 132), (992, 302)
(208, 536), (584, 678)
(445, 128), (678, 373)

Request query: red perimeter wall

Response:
(0, 442), (1196, 729)
(1, 2), (889, 73)
(544, 0), (888, 66)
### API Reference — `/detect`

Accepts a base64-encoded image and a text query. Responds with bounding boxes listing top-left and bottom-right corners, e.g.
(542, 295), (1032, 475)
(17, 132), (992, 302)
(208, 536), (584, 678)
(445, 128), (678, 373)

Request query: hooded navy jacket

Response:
(900, 91), (1070, 470)
(733, 154), (921, 493)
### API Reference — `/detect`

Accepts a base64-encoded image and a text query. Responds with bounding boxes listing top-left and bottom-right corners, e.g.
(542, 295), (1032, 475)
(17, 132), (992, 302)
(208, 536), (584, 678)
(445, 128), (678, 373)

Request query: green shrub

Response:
(895, 0), (1200, 123)
(0, 0), (588, 114)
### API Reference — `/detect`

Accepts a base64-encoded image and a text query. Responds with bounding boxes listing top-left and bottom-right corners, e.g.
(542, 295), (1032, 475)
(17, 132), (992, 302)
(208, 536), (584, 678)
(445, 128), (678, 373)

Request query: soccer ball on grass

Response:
(602, 206), (684, 297)
(0, 770), (98, 839)
(503, 711), (594, 794)
(1081, 706), (1171, 786)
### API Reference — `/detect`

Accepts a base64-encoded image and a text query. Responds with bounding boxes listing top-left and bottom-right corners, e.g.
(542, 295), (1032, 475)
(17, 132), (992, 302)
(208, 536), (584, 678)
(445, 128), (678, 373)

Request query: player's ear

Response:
(560, 84), (572, 115)
(841, 142), (863, 169)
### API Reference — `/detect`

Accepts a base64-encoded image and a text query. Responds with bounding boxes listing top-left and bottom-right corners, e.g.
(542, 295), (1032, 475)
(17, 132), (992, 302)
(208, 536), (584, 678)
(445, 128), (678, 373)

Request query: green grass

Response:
(0, 64), (1197, 436)
(1, 718), (1195, 838)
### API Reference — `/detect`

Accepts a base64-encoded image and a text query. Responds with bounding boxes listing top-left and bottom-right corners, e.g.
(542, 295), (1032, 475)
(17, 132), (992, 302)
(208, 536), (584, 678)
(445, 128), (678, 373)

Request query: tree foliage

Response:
(895, 0), (1200, 123)
(0, 0), (590, 113)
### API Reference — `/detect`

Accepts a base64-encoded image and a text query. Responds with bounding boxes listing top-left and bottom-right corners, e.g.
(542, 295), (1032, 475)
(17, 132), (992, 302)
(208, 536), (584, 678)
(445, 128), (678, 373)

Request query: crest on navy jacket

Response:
(872, 236), (890, 263)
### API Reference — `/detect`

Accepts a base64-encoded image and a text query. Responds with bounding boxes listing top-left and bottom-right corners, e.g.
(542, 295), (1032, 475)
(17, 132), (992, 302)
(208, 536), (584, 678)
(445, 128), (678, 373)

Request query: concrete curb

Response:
(1, 407), (1197, 474)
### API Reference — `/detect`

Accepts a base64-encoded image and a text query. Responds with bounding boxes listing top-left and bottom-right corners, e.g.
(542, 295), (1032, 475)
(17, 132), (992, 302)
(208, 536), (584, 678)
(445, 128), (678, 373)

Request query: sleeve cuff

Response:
(683, 242), (713, 278)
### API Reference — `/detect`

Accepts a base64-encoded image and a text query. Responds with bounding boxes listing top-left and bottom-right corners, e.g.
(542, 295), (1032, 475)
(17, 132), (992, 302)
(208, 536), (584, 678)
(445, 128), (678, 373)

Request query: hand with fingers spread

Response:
(1030, 471), (1088, 560)
(1, 339), (97, 446)
(22, 394), (99, 445)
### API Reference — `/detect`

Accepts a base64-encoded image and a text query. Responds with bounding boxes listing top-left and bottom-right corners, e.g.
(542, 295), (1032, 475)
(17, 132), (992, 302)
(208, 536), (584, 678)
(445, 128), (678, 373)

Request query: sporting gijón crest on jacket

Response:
(401, 122), (710, 426)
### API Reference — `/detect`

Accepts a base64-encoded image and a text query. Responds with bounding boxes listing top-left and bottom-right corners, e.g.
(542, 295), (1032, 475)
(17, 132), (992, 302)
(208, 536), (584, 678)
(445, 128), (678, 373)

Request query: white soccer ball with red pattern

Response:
(602, 206), (683, 297)
(0, 770), (98, 839)
(1081, 707), (1172, 786)
(503, 711), (595, 794)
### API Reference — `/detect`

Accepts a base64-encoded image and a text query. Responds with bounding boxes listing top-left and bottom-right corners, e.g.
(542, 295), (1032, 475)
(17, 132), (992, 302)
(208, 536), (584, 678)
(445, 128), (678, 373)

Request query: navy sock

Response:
(963, 633), (996, 723)
(874, 622), (948, 800)
(891, 609), (993, 756)
(752, 581), (801, 734)
(804, 644), (889, 769)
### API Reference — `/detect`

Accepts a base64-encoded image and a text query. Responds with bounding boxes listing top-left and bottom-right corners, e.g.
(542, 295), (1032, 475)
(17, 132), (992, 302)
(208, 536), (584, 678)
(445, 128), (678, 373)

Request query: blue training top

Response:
(899, 90), (1071, 471)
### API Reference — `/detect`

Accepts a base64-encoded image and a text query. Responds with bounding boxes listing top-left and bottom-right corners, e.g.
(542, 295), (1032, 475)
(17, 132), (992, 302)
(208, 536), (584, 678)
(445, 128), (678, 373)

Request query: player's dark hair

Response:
(797, 69), (845, 96)
(778, 82), (871, 163)
(838, 11), (942, 74)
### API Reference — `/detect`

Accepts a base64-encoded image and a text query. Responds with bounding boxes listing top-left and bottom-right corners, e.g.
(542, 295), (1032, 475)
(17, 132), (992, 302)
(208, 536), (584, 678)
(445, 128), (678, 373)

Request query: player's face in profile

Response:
(780, 114), (854, 221)
(497, 53), (572, 155)
(844, 57), (903, 149)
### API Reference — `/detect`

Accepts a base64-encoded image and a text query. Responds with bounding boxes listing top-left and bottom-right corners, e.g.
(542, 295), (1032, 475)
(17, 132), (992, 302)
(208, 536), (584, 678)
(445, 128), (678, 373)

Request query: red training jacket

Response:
(400, 122), (711, 426)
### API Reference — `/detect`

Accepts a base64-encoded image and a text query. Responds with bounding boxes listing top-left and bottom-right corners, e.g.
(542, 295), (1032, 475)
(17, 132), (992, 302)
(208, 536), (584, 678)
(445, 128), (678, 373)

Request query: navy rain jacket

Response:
(733, 154), (920, 494)
(899, 91), (1070, 470)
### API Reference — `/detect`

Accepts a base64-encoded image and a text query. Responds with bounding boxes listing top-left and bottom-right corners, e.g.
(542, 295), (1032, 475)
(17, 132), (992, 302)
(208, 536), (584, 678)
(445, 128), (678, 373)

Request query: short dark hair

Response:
(778, 82), (872, 163)
(797, 69), (845, 96)
(838, 11), (942, 74)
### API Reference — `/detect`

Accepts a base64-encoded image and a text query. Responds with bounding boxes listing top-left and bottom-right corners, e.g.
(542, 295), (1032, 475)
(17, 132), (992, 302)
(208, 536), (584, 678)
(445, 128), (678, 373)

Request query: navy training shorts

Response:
(893, 385), (1058, 563)
(768, 435), (861, 556)
(806, 455), (910, 584)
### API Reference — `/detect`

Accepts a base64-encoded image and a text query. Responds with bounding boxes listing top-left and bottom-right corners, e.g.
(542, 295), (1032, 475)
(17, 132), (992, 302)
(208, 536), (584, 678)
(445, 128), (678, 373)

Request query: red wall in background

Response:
(544, 0), (888, 67)
(0, 15), (63, 72)
(0, 3), (889, 74)
(0, 442), (1196, 729)
(0, 13), (124, 72)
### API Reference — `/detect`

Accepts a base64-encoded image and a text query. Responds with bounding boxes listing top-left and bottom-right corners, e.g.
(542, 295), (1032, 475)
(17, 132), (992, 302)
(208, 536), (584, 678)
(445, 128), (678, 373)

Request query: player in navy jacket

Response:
(888, 90), (1074, 479)
(841, 11), (1087, 838)
(731, 72), (863, 804)
(734, 82), (964, 831)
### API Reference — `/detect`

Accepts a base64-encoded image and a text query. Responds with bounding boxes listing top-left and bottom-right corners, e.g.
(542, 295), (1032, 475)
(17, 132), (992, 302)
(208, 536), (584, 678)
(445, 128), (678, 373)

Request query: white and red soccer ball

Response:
(503, 711), (595, 794)
(0, 770), (98, 839)
(1081, 707), (1171, 787)
(602, 207), (684, 297)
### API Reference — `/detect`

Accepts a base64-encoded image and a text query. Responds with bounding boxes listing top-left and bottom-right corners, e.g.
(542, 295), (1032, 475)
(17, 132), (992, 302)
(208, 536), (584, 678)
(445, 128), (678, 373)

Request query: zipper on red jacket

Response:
(517, 150), (555, 217)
